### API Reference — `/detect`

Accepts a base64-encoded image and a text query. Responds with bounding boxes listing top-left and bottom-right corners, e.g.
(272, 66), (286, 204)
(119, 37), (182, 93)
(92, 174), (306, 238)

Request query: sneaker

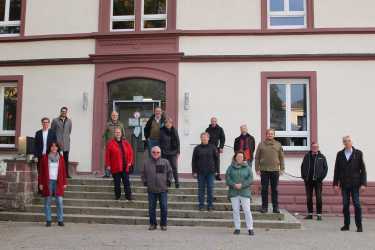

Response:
(260, 208), (268, 214)
(357, 226), (363, 232)
(304, 214), (313, 220)
(45, 221), (51, 227)
(248, 230), (255, 236)
(340, 225), (350, 231)
(233, 229), (240, 235)
(148, 225), (157, 231)
(273, 208), (280, 214)
(317, 215), (322, 221)
(57, 221), (64, 227)
(160, 226), (167, 231)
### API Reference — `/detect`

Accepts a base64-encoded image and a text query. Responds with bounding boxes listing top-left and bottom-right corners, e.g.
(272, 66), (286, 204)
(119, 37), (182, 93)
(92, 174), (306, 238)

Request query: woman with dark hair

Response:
(225, 152), (254, 236)
(38, 142), (67, 227)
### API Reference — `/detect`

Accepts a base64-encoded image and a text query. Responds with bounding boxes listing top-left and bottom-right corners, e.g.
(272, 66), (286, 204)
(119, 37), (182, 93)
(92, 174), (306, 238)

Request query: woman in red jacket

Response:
(38, 142), (67, 227)
(105, 127), (134, 200)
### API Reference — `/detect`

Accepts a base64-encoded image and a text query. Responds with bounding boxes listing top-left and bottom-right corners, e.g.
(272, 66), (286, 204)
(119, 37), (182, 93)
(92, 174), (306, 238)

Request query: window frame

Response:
(267, 78), (310, 151)
(0, 0), (21, 37)
(110, 0), (136, 32)
(0, 83), (17, 148)
(141, 0), (167, 31)
(267, 0), (306, 29)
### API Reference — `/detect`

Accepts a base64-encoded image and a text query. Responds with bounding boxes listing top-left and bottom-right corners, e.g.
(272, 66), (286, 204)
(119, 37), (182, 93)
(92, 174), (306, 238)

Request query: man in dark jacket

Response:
(205, 117), (225, 180)
(192, 132), (219, 211)
(300, 142), (328, 220)
(333, 135), (367, 232)
(141, 146), (172, 231)
(234, 124), (255, 168)
(160, 117), (180, 188)
(144, 107), (166, 153)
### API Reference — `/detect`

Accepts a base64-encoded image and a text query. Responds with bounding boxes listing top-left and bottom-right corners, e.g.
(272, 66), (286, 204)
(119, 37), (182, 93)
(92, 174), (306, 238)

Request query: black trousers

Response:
(342, 186), (362, 228)
(304, 181), (323, 214)
(261, 171), (279, 209)
(112, 171), (132, 199)
(63, 151), (70, 177)
(164, 154), (178, 184)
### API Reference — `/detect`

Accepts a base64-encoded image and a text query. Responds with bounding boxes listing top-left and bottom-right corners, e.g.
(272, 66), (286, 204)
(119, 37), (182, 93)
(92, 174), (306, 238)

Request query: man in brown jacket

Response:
(255, 129), (285, 214)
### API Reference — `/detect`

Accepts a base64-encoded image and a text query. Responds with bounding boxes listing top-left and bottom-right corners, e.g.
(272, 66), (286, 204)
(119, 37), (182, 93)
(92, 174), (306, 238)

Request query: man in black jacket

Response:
(192, 132), (219, 211)
(144, 107), (166, 153)
(34, 117), (57, 170)
(205, 117), (225, 180)
(234, 124), (255, 168)
(300, 142), (328, 220)
(333, 135), (367, 232)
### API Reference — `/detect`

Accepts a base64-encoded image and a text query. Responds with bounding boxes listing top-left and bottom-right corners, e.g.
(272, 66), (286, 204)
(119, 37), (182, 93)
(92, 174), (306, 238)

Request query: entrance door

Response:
(113, 100), (160, 175)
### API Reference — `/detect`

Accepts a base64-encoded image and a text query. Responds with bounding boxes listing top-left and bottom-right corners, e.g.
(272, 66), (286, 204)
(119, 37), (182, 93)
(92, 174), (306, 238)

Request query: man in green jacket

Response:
(255, 128), (285, 214)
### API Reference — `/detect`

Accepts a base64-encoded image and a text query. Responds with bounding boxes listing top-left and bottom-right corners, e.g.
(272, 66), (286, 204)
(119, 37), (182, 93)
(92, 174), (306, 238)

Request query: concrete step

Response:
(25, 205), (284, 221)
(33, 198), (262, 211)
(66, 185), (229, 196)
(63, 191), (231, 203)
(0, 211), (301, 229)
(68, 178), (227, 188)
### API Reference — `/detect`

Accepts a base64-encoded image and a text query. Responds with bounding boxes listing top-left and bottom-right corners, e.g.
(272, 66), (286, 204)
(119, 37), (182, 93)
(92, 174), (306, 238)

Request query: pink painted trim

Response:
(261, 0), (314, 30)
(135, 0), (141, 32)
(20, 0), (27, 36)
(0, 75), (23, 150)
(260, 71), (318, 147)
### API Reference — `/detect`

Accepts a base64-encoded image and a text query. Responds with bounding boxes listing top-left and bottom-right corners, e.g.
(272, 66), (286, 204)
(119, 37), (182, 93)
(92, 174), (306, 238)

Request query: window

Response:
(0, 83), (17, 148)
(0, 0), (21, 36)
(111, 0), (135, 31)
(268, 79), (310, 151)
(268, 0), (306, 29)
(142, 0), (167, 30)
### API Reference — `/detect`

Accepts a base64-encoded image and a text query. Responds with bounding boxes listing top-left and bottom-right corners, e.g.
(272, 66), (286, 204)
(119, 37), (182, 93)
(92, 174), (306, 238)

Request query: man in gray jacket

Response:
(51, 106), (73, 178)
(141, 146), (172, 231)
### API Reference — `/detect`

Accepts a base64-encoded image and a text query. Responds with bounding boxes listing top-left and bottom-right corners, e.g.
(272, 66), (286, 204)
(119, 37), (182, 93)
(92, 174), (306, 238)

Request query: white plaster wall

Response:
(178, 61), (375, 182)
(314, 0), (375, 28)
(180, 34), (375, 55)
(0, 65), (95, 172)
(177, 0), (260, 30)
(0, 40), (95, 61)
(25, 0), (99, 35)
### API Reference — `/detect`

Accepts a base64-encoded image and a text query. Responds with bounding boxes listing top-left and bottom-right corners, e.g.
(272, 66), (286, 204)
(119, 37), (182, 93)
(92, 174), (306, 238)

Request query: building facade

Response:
(0, 0), (374, 186)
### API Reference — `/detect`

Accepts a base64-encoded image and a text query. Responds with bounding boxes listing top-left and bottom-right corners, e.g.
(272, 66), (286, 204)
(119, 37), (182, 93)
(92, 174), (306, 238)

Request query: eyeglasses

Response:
(151, 151), (161, 154)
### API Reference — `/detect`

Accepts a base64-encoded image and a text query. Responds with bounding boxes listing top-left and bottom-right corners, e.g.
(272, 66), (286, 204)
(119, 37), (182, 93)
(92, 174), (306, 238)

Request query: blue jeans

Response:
(197, 173), (215, 209)
(148, 192), (168, 226)
(44, 180), (64, 222)
(342, 186), (362, 227)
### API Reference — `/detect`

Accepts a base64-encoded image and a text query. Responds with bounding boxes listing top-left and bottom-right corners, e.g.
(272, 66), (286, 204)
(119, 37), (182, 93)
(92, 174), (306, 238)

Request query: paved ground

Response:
(0, 216), (374, 250)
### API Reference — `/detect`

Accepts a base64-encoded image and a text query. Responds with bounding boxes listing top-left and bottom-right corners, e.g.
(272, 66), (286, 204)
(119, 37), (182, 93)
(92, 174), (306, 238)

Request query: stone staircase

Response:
(0, 177), (301, 229)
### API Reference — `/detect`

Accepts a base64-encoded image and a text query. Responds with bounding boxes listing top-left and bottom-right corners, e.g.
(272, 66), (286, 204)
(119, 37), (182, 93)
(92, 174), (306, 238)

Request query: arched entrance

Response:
(108, 78), (166, 174)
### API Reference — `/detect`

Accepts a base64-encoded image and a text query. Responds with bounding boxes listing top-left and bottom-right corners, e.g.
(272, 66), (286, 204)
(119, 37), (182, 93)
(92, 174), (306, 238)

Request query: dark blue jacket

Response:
(34, 129), (57, 158)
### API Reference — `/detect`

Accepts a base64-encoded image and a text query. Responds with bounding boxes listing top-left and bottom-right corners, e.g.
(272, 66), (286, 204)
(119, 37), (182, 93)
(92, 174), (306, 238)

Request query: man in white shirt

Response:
(34, 117), (57, 172)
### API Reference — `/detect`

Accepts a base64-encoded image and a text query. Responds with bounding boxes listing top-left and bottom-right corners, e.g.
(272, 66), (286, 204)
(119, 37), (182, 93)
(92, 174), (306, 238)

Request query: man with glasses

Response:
(52, 107), (73, 178)
(141, 146), (172, 231)
(333, 135), (367, 232)
(34, 117), (57, 175)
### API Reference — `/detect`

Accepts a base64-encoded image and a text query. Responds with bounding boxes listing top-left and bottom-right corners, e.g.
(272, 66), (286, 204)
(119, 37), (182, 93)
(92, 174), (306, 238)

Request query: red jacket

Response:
(105, 139), (134, 174)
(38, 154), (67, 197)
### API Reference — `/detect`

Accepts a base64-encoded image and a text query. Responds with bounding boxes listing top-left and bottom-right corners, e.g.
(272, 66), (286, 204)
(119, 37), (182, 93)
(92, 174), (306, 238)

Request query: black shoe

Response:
(317, 215), (322, 221)
(215, 174), (222, 181)
(67, 176), (72, 179)
(175, 183), (180, 189)
(58, 221), (64, 227)
(126, 196), (133, 201)
(199, 207), (205, 211)
(45, 221), (51, 227)
(304, 215), (313, 220)
(102, 175), (110, 178)
(248, 230), (255, 236)
(160, 226), (167, 231)
(207, 207), (215, 212)
(357, 226), (363, 232)
(233, 229), (240, 235)
(148, 225), (157, 231)
(260, 208), (268, 214)
(115, 197), (120, 200)
(273, 208), (280, 214)
(340, 225), (350, 231)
